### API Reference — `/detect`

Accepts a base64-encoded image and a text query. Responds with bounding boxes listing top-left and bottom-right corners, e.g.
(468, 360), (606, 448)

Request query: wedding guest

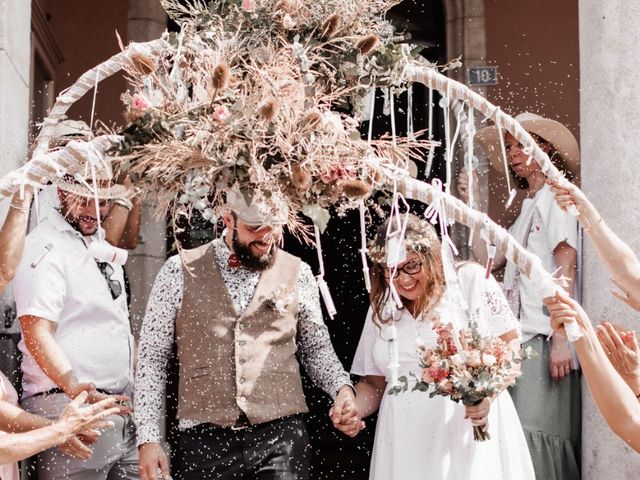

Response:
(0, 185), (118, 478)
(545, 292), (640, 451)
(549, 179), (640, 311)
(14, 160), (137, 479)
(135, 188), (360, 480)
(49, 120), (141, 252)
(337, 214), (534, 479)
(458, 112), (581, 479)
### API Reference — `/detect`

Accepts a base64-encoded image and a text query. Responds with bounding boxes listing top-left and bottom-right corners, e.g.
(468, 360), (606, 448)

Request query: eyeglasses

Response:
(384, 260), (423, 279)
(96, 261), (123, 300)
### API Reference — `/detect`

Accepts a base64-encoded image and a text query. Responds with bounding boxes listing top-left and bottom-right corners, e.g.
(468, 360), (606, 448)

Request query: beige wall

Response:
(580, 2), (640, 477)
(483, 0), (580, 133)
(38, 0), (130, 129)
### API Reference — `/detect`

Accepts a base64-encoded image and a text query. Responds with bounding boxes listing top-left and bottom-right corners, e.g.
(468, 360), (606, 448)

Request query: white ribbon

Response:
(314, 225), (337, 319)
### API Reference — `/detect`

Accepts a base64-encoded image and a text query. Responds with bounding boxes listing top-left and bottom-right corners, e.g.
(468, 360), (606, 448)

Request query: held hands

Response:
(329, 385), (365, 438)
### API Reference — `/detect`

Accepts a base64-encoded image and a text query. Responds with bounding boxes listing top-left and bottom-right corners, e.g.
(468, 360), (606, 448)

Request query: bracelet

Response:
(113, 198), (134, 211)
(10, 202), (30, 214)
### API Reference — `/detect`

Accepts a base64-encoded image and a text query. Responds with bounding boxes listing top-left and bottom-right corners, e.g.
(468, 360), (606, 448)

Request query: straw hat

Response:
(475, 112), (580, 177)
(225, 185), (289, 226)
(53, 167), (130, 200)
(51, 121), (131, 199)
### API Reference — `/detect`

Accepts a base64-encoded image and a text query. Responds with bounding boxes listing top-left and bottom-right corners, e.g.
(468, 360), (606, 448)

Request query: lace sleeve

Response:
(458, 262), (521, 338)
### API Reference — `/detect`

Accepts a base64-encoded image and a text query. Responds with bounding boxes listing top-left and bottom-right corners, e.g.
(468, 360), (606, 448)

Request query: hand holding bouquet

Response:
(415, 321), (529, 441)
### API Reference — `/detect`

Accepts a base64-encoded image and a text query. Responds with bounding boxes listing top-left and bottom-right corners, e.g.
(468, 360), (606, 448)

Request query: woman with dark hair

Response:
(458, 112), (581, 479)
(338, 214), (534, 479)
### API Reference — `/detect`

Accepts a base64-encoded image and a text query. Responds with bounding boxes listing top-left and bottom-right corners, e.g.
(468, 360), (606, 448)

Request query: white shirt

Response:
(14, 209), (134, 399)
(505, 184), (578, 341)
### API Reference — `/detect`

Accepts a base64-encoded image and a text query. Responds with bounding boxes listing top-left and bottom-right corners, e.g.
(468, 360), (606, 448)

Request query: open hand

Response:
(596, 322), (640, 385)
(66, 382), (132, 415)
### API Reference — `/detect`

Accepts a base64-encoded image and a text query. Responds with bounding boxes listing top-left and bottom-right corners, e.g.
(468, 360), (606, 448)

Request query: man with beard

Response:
(13, 158), (139, 479)
(136, 187), (361, 480)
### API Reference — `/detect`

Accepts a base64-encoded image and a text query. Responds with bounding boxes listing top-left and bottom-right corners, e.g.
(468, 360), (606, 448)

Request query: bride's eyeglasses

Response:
(384, 260), (423, 279)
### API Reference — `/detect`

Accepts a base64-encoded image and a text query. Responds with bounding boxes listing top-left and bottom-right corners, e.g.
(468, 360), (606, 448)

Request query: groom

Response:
(135, 187), (361, 480)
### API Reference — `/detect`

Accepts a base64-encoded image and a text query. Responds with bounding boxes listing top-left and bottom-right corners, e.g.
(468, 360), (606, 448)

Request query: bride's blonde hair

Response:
(369, 214), (446, 326)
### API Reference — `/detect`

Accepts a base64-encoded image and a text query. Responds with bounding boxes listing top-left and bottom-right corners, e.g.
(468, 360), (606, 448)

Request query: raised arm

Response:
(103, 176), (141, 250)
(550, 181), (640, 310)
(545, 293), (640, 451)
(0, 189), (33, 292)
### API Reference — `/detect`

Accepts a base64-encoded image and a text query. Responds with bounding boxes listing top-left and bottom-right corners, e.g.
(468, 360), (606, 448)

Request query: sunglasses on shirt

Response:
(96, 261), (123, 300)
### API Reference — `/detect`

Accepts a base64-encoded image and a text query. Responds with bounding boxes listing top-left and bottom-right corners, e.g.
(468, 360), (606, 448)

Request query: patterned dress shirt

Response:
(134, 236), (352, 445)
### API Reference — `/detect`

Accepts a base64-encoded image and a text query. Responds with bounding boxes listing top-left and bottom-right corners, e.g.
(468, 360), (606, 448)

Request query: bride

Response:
(337, 214), (534, 480)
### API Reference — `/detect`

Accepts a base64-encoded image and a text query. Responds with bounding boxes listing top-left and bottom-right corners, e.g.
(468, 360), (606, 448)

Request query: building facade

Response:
(0, 0), (637, 477)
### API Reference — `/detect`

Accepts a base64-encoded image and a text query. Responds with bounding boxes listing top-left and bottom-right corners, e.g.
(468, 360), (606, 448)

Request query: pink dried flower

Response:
(212, 105), (231, 123)
(131, 94), (150, 111)
(242, 0), (252, 11)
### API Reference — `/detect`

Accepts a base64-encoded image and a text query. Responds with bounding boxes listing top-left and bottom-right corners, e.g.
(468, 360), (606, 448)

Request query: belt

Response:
(31, 387), (114, 398)
(230, 411), (252, 431)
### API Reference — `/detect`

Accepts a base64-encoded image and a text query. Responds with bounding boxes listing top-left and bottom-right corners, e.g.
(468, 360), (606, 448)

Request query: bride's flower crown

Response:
(367, 216), (439, 264)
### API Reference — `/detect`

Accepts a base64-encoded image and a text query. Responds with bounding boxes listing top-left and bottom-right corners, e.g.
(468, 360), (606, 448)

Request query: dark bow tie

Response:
(227, 253), (242, 269)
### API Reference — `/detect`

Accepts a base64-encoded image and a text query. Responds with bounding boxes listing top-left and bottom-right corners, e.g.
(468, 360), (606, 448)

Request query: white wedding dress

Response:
(351, 263), (535, 480)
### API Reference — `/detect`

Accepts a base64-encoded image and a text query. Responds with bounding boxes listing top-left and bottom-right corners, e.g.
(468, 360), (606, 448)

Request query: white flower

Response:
(282, 14), (296, 29)
(450, 354), (464, 366)
(322, 112), (344, 133)
(482, 353), (497, 367)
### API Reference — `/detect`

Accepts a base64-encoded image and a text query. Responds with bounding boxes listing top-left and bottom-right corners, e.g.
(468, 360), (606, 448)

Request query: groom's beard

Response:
(232, 229), (277, 271)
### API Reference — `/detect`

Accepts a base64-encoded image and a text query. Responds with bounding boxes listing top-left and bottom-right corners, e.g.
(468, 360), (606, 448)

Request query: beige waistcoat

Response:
(176, 242), (308, 426)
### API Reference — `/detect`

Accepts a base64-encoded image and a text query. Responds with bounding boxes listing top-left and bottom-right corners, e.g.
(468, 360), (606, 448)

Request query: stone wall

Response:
(579, 1), (640, 477)
(0, 0), (31, 378)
